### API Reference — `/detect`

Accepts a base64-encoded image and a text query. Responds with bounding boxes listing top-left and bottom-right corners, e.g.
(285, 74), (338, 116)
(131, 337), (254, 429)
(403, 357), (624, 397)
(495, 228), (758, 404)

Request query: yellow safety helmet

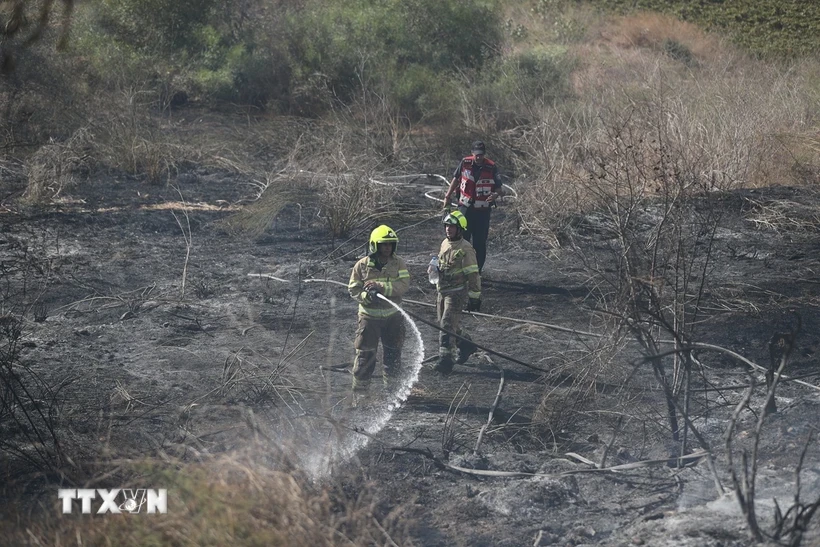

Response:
(368, 225), (399, 255)
(443, 210), (468, 231)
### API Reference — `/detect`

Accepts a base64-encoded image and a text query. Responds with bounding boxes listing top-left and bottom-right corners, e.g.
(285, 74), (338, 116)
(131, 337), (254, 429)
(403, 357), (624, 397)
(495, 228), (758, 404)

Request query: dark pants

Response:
(459, 206), (491, 272)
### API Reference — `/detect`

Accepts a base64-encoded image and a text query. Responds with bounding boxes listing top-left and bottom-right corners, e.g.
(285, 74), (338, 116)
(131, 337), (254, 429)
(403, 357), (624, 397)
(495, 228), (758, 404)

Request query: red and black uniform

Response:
(452, 156), (502, 272)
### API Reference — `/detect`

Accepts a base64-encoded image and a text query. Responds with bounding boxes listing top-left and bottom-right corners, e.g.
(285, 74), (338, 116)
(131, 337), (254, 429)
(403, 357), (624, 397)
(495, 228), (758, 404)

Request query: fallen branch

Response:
(474, 360), (505, 455)
(725, 371), (763, 541)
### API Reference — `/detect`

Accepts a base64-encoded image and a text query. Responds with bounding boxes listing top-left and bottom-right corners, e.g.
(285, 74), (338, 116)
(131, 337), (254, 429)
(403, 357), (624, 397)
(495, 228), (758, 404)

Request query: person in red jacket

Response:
(443, 140), (503, 273)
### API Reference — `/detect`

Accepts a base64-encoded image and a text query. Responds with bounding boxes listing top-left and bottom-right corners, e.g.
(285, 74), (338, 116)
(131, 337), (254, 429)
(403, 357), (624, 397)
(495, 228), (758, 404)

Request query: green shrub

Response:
(284, 0), (504, 112)
(97, 0), (219, 54)
(71, 0), (506, 115)
(192, 43), (249, 101)
(456, 46), (576, 130)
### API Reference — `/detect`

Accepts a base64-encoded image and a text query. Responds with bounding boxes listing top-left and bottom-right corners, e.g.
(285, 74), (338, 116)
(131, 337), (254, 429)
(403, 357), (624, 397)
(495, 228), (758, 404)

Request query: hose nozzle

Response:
(366, 287), (380, 301)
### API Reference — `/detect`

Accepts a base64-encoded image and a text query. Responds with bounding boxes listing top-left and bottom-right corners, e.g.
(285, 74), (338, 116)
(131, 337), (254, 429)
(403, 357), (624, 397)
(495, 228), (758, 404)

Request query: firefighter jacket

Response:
(348, 254), (410, 319)
(454, 156), (501, 210)
(436, 237), (481, 299)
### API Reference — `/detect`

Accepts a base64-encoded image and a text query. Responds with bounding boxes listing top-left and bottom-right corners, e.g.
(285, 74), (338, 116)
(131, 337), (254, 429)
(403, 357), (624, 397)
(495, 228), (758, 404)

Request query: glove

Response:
(467, 298), (481, 312)
(363, 287), (379, 305)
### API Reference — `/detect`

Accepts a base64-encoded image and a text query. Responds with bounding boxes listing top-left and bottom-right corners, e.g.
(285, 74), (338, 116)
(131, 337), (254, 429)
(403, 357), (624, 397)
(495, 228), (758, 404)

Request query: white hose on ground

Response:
(289, 169), (518, 203)
(254, 277), (820, 393)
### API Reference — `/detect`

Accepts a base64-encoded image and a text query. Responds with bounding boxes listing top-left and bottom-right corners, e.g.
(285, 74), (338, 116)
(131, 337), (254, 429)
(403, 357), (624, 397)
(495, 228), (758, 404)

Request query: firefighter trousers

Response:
(352, 312), (405, 390)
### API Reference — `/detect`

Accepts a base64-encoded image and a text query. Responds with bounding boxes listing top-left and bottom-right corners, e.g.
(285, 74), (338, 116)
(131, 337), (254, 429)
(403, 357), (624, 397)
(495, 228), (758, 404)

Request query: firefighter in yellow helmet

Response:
(348, 225), (410, 391)
(433, 210), (481, 375)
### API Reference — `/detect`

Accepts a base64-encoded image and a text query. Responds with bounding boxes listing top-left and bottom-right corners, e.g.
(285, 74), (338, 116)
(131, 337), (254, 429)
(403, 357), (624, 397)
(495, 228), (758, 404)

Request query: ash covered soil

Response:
(2, 169), (820, 546)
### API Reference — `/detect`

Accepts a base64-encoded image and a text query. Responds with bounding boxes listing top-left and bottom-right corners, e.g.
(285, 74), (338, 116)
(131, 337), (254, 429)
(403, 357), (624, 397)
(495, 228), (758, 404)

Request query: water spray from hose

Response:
(297, 280), (425, 478)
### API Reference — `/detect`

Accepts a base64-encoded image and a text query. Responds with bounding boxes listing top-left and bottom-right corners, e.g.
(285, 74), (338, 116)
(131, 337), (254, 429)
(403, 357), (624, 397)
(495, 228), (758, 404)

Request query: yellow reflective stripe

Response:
(397, 269), (410, 278)
(445, 266), (476, 276)
(349, 280), (363, 290)
(358, 305), (398, 318)
(383, 281), (393, 296)
(468, 291), (481, 299)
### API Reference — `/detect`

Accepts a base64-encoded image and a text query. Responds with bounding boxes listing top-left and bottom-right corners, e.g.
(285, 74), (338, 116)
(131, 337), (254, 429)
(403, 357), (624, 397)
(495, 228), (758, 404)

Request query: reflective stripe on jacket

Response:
(457, 156), (498, 209)
(348, 254), (410, 318)
(436, 237), (480, 299)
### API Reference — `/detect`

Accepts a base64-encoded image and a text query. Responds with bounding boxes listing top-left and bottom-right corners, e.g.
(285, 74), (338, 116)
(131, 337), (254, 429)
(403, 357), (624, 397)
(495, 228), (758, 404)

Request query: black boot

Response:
(434, 351), (454, 376)
(456, 334), (477, 365)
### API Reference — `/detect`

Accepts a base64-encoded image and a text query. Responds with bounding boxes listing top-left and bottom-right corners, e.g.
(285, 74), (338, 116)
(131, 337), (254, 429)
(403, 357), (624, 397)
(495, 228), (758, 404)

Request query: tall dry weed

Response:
(216, 116), (403, 241)
(23, 128), (95, 203)
(92, 88), (194, 185)
(317, 171), (400, 240)
(531, 335), (625, 447)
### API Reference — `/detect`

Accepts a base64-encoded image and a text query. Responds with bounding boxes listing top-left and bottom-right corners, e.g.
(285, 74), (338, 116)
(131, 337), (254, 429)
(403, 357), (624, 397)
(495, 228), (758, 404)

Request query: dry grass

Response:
(503, 0), (598, 50)
(317, 171), (400, 239)
(215, 115), (404, 240)
(6, 448), (415, 546)
(743, 196), (820, 234)
(769, 131), (820, 186)
(595, 11), (725, 62)
(98, 125), (192, 187)
(23, 127), (95, 203)
(508, 35), (819, 246)
(216, 177), (314, 238)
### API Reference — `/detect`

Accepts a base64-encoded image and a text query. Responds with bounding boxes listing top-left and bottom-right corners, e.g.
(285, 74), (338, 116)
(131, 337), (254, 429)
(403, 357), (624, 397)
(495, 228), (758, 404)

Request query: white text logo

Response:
(58, 489), (167, 514)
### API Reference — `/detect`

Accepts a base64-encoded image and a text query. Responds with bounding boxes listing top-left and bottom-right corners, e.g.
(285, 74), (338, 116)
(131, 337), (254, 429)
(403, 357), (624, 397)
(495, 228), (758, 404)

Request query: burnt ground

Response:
(1, 167), (820, 546)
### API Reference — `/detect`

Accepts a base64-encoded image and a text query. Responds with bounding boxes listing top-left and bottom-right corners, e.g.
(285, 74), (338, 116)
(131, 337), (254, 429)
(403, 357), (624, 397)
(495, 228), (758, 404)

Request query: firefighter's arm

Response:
(488, 164), (503, 203)
(348, 262), (368, 303)
(463, 249), (481, 300)
(443, 177), (460, 207)
(466, 269), (482, 312)
(443, 160), (464, 205)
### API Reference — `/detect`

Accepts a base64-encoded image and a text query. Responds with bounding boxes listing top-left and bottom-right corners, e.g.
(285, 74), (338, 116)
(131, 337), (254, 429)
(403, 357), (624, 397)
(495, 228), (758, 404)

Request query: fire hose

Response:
(309, 279), (551, 373)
